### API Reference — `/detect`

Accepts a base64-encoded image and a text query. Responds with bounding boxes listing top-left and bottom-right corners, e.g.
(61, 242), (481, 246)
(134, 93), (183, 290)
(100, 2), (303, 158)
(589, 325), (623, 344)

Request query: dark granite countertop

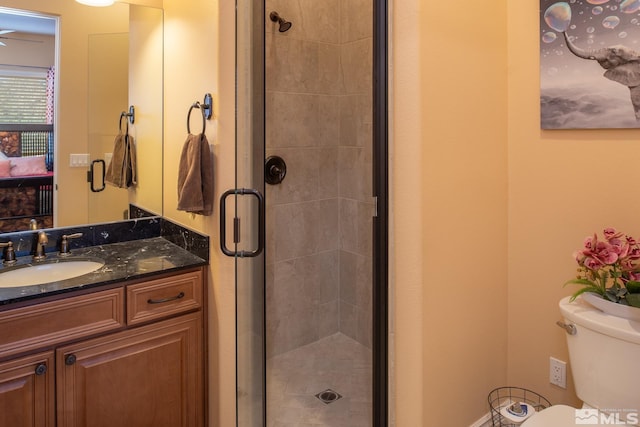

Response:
(0, 236), (207, 306)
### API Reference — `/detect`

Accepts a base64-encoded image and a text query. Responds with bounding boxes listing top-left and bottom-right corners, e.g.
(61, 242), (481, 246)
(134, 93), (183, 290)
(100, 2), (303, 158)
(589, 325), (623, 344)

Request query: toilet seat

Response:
(520, 405), (576, 426)
(521, 404), (633, 426)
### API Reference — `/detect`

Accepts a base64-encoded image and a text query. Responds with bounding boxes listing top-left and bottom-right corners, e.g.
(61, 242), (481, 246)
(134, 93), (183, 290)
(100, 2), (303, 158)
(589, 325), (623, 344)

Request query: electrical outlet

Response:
(550, 356), (567, 388)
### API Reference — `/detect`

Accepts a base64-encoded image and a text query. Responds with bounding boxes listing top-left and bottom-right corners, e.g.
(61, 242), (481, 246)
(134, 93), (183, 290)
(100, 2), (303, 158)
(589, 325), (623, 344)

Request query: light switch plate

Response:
(70, 154), (90, 167)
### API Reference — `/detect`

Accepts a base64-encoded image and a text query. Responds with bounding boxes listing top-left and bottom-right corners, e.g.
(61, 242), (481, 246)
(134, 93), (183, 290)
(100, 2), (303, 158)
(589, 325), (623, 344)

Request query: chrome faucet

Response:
(33, 231), (48, 261)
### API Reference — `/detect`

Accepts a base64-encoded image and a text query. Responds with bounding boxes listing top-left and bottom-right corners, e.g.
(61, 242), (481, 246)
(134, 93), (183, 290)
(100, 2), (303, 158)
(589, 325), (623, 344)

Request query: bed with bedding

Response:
(0, 127), (54, 232)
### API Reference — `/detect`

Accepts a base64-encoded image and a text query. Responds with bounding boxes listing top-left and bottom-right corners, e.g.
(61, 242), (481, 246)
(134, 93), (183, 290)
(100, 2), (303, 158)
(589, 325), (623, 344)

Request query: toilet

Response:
(521, 296), (640, 426)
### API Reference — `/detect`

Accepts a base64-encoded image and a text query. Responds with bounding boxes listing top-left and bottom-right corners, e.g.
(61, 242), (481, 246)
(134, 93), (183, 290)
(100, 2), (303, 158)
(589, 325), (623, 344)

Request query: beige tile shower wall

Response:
(338, 0), (373, 348)
(265, 0), (344, 358)
(265, 0), (374, 355)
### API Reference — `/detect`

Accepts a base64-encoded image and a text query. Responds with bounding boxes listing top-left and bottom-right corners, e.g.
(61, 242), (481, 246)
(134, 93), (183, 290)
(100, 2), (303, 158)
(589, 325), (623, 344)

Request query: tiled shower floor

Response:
(267, 333), (372, 427)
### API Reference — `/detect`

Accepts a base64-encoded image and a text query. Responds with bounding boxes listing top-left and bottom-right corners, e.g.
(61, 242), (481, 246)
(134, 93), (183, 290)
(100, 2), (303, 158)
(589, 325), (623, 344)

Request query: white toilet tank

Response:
(560, 296), (640, 423)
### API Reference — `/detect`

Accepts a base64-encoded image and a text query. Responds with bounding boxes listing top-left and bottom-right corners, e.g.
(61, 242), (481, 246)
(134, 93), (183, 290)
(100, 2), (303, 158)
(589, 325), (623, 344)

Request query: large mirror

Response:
(0, 0), (163, 234)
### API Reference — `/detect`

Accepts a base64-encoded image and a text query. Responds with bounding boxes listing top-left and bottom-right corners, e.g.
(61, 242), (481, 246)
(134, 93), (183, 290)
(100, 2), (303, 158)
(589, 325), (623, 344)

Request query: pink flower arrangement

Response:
(566, 227), (640, 304)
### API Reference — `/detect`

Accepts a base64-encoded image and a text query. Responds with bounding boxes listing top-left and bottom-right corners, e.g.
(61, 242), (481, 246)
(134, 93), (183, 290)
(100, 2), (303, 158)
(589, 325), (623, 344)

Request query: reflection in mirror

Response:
(87, 19), (130, 223)
(0, 1), (163, 235)
(0, 8), (55, 232)
(88, 4), (164, 225)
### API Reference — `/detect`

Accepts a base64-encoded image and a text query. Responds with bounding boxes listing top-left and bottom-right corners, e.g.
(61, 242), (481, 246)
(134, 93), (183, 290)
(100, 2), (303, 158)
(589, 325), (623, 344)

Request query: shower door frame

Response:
(372, 0), (389, 424)
(232, 0), (389, 425)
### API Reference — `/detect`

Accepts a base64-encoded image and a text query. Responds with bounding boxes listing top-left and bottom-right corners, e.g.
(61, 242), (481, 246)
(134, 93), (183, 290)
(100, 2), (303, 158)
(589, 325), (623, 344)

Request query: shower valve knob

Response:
(265, 156), (287, 185)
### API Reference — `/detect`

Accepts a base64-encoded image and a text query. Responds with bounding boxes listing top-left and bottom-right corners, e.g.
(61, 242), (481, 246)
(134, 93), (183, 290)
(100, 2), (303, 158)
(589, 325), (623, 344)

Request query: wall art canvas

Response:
(541, 0), (640, 129)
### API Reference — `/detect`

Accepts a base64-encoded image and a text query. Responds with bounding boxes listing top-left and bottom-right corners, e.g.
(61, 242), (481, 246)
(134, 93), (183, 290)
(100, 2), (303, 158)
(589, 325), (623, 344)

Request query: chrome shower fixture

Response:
(270, 12), (292, 33)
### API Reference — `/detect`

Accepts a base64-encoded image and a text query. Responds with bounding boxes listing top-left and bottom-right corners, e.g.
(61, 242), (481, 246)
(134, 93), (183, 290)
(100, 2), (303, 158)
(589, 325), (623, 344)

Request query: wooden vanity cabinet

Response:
(0, 351), (55, 427)
(0, 267), (205, 427)
(57, 312), (203, 427)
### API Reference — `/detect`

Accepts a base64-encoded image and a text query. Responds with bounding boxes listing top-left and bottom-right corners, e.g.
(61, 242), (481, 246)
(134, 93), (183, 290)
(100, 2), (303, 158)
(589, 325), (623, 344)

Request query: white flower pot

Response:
(582, 292), (640, 322)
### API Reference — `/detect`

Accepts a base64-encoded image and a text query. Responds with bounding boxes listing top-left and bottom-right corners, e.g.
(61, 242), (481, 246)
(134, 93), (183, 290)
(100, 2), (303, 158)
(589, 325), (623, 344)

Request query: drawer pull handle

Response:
(65, 354), (76, 366)
(147, 292), (185, 305)
(35, 363), (47, 376)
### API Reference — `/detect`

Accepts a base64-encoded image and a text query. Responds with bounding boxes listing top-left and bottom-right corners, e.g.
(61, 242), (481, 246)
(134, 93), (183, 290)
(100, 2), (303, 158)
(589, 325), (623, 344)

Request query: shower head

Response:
(270, 12), (292, 33)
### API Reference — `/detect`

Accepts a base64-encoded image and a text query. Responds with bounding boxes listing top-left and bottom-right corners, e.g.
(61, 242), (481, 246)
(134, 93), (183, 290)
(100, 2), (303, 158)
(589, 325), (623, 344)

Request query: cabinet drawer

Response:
(127, 269), (202, 325)
(0, 288), (124, 359)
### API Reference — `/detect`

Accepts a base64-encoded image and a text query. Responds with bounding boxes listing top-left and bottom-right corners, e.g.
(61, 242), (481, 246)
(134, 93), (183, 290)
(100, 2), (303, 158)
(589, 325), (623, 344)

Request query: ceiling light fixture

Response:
(75, 0), (115, 7)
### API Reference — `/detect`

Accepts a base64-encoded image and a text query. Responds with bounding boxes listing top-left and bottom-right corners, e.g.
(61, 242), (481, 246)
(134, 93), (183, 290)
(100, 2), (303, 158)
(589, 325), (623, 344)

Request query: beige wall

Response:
(87, 32), (129, 223)
(506, 0), (640, 409)
(0, 32), (54, 67)
(390, 1), (424, 424)
(128, 5), (163, 216)
(393, 0), (640, 424)
(392, 0), (509, 425)
(162, 0), (236, 425)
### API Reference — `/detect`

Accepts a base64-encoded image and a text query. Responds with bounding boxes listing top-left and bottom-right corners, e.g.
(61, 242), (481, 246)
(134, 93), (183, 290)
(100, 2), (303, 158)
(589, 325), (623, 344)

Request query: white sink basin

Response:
(0, 259), (104, 288)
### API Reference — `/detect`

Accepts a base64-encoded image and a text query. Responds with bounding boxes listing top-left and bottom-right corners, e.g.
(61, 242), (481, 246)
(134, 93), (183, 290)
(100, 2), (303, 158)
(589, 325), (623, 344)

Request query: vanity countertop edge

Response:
(0, 236), (208, 307)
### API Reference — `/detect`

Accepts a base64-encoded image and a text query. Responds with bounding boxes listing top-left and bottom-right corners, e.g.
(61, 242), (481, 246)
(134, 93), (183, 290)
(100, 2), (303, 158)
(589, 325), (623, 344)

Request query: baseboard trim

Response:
(469, 412), (492, 427)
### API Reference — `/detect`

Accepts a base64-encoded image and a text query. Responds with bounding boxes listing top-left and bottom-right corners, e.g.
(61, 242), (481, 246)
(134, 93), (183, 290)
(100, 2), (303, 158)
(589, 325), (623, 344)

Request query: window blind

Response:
(0, 75), (47, 124)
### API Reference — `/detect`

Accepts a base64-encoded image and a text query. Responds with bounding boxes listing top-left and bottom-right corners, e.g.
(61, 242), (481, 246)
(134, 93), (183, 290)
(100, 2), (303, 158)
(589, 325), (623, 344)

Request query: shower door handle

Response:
(220, 188), (265, 257)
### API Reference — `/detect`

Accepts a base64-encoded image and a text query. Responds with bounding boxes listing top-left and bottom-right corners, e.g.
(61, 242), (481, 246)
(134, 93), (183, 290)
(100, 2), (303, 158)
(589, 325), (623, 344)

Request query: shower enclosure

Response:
(228, 1), (388, 425)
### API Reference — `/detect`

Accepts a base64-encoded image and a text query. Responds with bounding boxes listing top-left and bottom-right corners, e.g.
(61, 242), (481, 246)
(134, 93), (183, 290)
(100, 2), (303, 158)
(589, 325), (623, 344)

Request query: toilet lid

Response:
(522, 404), (634, 427)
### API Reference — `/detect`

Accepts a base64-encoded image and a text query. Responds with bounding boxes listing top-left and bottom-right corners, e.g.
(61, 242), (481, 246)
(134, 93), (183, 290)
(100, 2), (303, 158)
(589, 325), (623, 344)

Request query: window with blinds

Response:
(0, 75), (47, 124)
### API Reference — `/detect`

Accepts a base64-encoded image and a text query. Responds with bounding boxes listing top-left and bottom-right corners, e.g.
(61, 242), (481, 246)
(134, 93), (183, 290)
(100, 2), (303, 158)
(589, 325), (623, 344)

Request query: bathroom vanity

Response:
(0, 219), (208, 427)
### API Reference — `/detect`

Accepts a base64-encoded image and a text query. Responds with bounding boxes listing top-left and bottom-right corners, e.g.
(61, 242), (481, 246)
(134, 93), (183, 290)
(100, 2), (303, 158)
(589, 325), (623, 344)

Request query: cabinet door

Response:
(56, 312), (203, 427)
(0, 351), (55, 427)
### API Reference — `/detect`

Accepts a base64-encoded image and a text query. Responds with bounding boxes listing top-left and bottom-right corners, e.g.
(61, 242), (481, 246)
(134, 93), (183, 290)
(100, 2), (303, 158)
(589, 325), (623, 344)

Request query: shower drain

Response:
(315, 389), (342, 405)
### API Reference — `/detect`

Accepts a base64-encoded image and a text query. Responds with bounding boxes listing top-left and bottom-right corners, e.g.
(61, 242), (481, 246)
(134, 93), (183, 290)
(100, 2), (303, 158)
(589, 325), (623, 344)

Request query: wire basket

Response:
(488, 387), (551, 426)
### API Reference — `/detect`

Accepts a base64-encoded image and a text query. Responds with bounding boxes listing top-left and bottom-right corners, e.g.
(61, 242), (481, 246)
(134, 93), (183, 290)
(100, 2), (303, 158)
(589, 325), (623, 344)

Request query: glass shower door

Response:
(234, 1), (266, 426)
(234, 0), (384, 425)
